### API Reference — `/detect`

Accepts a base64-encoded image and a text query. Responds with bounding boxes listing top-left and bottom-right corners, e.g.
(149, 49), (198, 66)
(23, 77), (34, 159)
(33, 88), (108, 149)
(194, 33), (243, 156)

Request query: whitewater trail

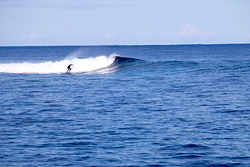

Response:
(0, 55), (117, 74)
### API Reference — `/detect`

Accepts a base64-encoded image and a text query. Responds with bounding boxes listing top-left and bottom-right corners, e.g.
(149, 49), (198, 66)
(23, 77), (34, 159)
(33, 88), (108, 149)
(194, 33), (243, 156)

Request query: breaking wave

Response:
(0, 55), (117, 74)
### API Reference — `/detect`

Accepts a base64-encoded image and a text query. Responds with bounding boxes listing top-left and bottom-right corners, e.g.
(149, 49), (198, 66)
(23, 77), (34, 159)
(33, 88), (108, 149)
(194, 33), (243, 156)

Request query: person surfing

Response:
(67, 64), (74, 73)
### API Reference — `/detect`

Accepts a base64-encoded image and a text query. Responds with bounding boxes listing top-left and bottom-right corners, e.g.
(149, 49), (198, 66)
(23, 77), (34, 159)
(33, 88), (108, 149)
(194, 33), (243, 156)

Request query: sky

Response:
(0, 0), (250, 46)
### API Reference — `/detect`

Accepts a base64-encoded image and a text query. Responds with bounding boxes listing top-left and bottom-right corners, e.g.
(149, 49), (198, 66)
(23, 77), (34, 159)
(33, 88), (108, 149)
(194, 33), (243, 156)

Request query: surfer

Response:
(67, 64), (73, 73)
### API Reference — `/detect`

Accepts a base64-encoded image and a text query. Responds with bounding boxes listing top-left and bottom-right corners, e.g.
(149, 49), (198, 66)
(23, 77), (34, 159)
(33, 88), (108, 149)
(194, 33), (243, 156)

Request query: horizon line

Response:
(1, 43), (250, 47)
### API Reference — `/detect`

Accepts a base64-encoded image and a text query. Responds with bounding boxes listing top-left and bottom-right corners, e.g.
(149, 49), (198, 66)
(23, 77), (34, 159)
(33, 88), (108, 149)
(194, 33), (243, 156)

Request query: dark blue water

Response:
(1, 45), (250, 166)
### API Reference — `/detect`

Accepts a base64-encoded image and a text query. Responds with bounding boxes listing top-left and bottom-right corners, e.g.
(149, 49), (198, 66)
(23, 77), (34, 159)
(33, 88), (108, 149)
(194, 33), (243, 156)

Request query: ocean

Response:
(0, 44), (250, 166)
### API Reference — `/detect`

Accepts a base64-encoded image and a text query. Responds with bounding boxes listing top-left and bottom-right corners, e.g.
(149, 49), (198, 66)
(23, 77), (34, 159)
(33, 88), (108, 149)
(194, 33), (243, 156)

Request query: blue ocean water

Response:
(0, 44), (250, 166)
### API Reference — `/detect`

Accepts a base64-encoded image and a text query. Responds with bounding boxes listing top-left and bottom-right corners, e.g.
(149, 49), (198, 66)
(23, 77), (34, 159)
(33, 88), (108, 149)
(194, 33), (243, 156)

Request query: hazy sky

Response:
(1, 0), (250, 46)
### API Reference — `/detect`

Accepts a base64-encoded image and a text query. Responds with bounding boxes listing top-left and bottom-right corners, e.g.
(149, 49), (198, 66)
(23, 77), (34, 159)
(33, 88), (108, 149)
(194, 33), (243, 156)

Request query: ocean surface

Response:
(0, 44), (250, 167)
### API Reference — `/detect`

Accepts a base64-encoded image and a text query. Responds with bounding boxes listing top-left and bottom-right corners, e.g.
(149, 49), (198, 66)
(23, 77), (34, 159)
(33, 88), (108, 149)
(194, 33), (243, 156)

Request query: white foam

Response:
(0, 55), (116, 74)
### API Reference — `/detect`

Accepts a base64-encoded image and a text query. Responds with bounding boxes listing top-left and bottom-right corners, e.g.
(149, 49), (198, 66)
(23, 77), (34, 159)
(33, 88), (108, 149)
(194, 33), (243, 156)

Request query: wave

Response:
(0, 53), (147, 74)
(0, 55), (117, 74)
(91, 56), (145, 74)
(2, 54), (229, 75)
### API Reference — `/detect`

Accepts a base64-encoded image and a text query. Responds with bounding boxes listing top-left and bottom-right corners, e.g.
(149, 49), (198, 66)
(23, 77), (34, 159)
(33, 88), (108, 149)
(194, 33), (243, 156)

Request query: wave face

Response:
(0, 55), (116, 74)
(92, 56), (145, 74)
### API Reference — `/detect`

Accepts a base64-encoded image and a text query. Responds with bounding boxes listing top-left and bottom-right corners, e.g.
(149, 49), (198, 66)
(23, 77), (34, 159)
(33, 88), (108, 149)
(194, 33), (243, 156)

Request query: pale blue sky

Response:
(0, 0), (250, 46)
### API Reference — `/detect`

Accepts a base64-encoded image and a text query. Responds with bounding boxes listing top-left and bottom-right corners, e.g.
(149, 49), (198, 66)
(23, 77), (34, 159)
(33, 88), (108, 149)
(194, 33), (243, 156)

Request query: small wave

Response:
(182, 144), (210, 149)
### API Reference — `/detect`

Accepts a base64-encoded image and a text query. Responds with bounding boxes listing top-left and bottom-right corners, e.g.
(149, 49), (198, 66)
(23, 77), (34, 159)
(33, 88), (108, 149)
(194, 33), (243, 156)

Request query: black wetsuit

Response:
(67, 65), (71, 71)
(67, 65), (72, 72)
